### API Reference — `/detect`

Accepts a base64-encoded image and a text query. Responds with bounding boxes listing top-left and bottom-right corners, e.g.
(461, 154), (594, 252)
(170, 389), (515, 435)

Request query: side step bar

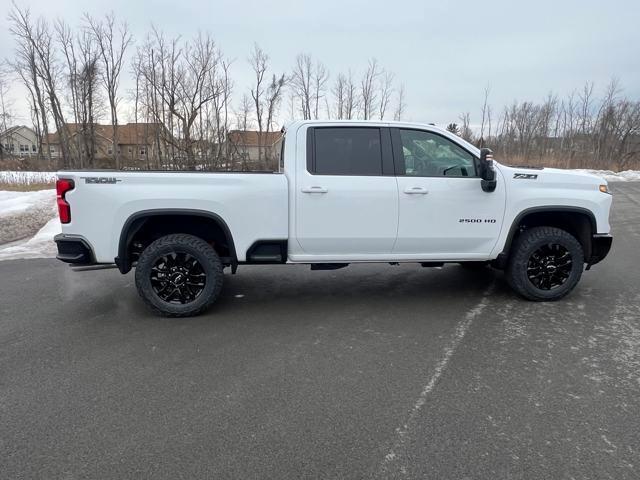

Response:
(310, 263), (349, 271)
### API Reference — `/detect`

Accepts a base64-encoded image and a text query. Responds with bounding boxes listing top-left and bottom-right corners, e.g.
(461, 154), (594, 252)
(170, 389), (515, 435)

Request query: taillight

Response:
(56, 178), (74, 224)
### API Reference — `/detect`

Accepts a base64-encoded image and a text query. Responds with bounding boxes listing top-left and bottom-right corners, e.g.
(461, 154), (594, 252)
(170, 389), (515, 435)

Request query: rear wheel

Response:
(135, 233), (223, 317)
(506, 226), (584, 301)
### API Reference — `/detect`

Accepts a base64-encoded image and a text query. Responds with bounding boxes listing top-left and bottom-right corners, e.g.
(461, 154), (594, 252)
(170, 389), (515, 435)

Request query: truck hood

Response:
(498, 164), (607, 187)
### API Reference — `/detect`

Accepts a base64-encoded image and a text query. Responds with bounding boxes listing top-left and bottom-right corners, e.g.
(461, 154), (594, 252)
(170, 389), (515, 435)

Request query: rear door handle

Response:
(301, 186), (328, 194)
(403, 186), (429, 194)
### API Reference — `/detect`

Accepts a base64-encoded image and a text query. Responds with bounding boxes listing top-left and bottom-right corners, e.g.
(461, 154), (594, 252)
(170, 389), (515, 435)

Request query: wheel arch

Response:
(116, 209), (237, 274)
(496, 206), (597, 268)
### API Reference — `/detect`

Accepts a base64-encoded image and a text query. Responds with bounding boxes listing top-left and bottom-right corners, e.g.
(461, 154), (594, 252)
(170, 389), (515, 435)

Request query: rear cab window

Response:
(307, 127), (384, 176)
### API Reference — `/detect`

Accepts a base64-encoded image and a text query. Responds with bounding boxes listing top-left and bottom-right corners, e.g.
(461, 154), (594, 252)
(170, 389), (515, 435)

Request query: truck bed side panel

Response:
(58, 172), (288, 263)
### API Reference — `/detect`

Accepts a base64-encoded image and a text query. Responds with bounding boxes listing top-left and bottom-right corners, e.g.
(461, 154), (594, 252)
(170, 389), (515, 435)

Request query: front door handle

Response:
(403, 186), (429, 194)
(301, 186), (328, 194)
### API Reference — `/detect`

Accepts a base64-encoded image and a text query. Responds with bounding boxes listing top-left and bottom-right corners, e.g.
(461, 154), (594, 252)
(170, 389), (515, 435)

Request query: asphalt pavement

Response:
(1, 183), (639, 479)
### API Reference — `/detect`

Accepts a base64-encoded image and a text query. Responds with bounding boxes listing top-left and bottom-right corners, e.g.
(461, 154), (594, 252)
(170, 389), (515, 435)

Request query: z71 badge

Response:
(514, 173), (538, 180)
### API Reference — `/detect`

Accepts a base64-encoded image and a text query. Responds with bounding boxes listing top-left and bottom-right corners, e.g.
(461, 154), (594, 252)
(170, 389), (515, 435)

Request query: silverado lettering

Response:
(82, 177), (121, 184)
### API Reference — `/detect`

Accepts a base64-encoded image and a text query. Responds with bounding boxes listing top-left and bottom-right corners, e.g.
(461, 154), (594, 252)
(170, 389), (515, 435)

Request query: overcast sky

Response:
(2, 0), (639, 127)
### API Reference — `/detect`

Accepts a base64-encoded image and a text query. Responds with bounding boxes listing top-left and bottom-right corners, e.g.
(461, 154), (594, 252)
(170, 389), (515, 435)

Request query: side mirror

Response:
(479, 148), (497, 193)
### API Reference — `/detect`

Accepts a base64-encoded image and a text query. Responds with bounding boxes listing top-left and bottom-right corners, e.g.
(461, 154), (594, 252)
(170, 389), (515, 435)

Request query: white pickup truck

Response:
(54, 120), (613, 316)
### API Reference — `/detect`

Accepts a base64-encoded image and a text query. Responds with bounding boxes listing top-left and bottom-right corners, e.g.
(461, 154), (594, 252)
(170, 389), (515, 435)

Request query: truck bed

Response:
(58, 171), (289, 263)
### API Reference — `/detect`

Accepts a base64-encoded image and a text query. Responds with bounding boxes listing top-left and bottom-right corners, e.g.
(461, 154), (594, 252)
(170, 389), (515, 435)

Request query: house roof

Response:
(43, 123), (165, 145)
(1, 125), (37, 142)
(227, 130), (282, 147)
(0, 125), (22, 137)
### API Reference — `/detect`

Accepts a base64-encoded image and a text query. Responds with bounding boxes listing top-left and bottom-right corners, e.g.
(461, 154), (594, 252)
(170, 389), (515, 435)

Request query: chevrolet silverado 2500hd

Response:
(54, 120), (613, 316)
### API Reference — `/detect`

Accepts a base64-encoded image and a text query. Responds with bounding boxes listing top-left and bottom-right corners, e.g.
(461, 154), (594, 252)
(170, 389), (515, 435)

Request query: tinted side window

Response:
(399, 129), (477, 177)
(312, 128), (382, 175)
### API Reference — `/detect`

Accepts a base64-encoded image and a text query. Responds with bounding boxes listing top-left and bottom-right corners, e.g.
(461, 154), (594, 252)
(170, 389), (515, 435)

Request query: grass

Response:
(0, 182), (55, 191)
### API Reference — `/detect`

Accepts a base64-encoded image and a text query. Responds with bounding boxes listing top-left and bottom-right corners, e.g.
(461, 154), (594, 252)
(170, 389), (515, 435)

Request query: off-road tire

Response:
(506, 226), (584, 301)
(135, 234), (223, 317)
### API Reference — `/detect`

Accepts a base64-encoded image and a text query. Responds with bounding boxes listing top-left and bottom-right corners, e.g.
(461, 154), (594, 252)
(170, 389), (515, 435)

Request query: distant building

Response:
(0, 126), (39, 158)
(226, 130), (283, 168)
(42, 123), (168, 166)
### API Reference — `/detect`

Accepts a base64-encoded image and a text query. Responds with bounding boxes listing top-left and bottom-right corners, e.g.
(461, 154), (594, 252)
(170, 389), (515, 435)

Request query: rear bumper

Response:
(54, 234), (96, 265)
(587, 233), (612, 267)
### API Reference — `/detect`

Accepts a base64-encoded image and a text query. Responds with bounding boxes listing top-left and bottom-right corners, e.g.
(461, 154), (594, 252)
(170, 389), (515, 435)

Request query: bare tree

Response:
(484, 79), (640, 170)
(360, 58), (381, 120)
(0, 64), (13, 160)
(86, 12), (132, 169)
(264, 74), (286, 168)
(458, 112), (473, 142)
(11, 53), (47, 159)
(248, 44), (286, 166)
(286, 90), (296, 120)
(74, 30), (102, 167)
(232, 93), (253, 170)
(56, 20), (104, 167)
(331, 73), (347, 119)
(378, 71), (394, 120)
(479, 84), (491, 146)
(344, 70), (358, 120)
(613, 100), (640, 170)
(9, 4), (69, 166)
(235, 94), (253, 131)
(393, 83), (406, 121)
(212, 59), (233, 168)
(0, 65), (12, 127)
(291, 53), (311, 119)
(291, 54), (317, 120)
(265, 74), (286, 133)
(249, 43), (268, 162)
(578, 81), (594, 136)
(312, 59), (328, 119)
(138, 29), (223, 167)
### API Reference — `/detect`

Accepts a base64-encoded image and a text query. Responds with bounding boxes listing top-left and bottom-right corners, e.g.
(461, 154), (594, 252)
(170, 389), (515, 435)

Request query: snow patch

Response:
(571, 169), (640, 182)
(0, 189), (55, 217)
(0, 216), (61, 261)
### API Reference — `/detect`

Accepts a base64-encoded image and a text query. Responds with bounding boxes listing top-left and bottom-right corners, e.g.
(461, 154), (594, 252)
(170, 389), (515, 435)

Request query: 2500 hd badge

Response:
(459, 218), (497, 223)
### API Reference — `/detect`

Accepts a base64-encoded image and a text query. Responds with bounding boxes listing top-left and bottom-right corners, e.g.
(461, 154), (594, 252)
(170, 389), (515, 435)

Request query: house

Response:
(0, 125), (39, 158)
(42, 123), (169, 167)
(226, 130), (283, 168)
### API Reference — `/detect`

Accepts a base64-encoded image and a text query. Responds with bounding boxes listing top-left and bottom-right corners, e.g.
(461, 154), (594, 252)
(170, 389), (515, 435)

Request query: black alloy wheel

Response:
(526, 243), (573, 290)
(150, 252), (207, 304)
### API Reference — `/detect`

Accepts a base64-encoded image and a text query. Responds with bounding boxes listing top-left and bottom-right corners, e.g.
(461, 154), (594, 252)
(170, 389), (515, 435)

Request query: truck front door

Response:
(391, 128), (506, 258)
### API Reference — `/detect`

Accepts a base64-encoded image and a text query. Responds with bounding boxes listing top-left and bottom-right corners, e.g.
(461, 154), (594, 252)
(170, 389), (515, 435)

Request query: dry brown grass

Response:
(0, 182), (55, 192)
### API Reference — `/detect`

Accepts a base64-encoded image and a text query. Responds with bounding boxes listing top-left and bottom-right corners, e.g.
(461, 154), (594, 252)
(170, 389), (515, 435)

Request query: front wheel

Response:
(506, 226), (584, 301)
(135, 233), (224, 317)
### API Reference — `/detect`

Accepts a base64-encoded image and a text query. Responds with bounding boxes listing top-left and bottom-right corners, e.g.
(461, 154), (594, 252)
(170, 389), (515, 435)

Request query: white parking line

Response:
(378, 283), (495, 476)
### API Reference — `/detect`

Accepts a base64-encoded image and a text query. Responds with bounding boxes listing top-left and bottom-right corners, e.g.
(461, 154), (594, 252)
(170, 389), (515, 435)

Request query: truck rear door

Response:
(293, 126), (398, 258)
